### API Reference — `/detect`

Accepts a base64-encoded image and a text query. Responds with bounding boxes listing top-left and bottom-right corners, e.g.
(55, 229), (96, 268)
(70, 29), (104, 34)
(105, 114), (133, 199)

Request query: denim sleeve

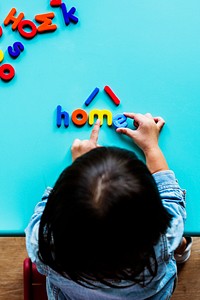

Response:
(25, 187), (52, 263)
(153, 170), (186, 253)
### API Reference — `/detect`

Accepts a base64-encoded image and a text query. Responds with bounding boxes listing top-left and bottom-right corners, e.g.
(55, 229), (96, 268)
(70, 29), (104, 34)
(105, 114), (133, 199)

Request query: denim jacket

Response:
(25, 170), (186, 300)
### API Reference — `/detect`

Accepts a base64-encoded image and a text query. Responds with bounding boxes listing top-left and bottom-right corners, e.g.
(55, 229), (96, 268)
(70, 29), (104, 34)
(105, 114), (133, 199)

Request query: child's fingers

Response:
(123, 112), (147, 125)
(71, 138), (81, 151)
(90, 119), (101, 144)
(145, 112), (153, 119)
(123, 112), (137, 119)
(154, 116), (165, 130)
(134, 120), (139, 128)
(72, 138), (81, 147)
(116, 127), (136, 139)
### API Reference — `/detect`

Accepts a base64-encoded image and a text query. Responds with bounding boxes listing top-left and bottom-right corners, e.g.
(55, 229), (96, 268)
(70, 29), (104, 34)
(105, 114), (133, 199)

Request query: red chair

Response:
(23, 257), (48, 300)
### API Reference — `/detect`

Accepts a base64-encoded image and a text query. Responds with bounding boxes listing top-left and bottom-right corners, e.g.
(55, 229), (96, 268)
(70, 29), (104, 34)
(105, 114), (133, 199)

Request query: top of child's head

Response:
(38, 146), (172, 287)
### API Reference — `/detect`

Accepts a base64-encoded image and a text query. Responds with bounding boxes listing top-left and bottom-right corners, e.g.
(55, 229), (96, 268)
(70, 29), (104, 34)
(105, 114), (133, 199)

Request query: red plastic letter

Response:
(18, 20), (37, 39)
(4, 8), (24, 30)
(0, 64), (15, 82)
(104, 86), (120, 106)
(50, 0), (62, 7)
(35, 12), (57, 33)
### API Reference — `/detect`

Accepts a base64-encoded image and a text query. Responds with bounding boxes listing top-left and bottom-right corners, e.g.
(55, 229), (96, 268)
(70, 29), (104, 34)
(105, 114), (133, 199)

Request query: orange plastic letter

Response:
(4, 8), (24, 30)
(35, 12), (57, 33)
(71, 109), (88, 126)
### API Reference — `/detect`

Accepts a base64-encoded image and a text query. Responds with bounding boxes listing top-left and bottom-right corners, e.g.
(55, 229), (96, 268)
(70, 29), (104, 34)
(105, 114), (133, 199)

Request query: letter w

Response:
(35, 12), (57, 33)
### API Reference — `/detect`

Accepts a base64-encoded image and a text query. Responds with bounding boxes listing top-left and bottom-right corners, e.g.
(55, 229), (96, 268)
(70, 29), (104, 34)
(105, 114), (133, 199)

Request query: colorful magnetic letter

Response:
(8, 41), (24, 58)
(60, 3), (78, 26)
(112, 113), (128, 129)
(0, 64), (15, 82)
(50, 0), (62, 7)
(56, 105), (69, 127)
(104, 86), (120, 106)
(89, 109), (112, 126)
(84, 87), (100, 106)
(4, 8), (24, 30)
(0, 26), (3, 37)
(17, 20), (38, 39)
(71, 109), (88, 126)
(35, 12), (57, 33)
(0, 50), (4, 63)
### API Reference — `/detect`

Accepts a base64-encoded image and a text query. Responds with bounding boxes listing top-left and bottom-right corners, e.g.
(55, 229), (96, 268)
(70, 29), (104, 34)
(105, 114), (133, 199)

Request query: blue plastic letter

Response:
(8, 41), (24, 58)
(60, 3), (78, 26)
(84, 87), (99, 106)
(56, 105), (69, 128)
(112, 113), (128, 129)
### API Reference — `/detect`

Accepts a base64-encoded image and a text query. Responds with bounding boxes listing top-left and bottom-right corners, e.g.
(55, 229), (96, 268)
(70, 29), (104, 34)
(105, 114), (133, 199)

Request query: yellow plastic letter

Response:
(0, 50), (4, 63)
(89, 109), (112, 126)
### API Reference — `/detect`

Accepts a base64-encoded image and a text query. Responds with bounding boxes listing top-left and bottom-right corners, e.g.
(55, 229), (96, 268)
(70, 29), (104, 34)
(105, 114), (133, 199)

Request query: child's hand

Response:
(71, 119), (101, 161)
(116, 113), (165, 154)
(116, 113), (169, 173)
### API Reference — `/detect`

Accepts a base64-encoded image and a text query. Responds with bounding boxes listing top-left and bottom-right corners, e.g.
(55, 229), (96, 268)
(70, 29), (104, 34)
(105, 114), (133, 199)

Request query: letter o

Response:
(18, 20), (37, 39)
(0, 64), (15, 81)
(71, 109), (88, 126)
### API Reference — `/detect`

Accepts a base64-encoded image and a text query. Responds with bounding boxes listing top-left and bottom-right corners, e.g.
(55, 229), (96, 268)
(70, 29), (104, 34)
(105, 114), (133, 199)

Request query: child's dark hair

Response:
(38, 147), (172, 288)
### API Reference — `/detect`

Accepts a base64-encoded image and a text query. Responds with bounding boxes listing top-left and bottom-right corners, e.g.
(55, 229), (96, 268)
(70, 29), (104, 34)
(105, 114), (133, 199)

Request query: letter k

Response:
(60, 3), (79, 26)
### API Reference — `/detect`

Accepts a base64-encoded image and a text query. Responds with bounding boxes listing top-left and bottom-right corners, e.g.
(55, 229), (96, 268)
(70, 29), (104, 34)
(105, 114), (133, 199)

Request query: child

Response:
(25, 112), (191, 300)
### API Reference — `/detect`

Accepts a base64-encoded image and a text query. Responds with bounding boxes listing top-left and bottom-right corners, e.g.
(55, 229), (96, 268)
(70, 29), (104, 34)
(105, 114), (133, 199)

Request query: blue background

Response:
(0, 0), (199, 235)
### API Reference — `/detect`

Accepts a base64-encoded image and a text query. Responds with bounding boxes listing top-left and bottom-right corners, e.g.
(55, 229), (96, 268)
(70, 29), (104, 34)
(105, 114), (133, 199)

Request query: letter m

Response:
(89, 109), (112, 126)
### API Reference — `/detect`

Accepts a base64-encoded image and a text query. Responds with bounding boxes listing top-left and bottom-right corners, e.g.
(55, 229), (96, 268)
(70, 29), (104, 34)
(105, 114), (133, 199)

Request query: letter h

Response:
(56, 105), (69, 128)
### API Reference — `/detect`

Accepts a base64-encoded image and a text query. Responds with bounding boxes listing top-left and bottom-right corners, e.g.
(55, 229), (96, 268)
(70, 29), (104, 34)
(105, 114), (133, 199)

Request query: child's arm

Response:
(117, 113), (187, 252)
(25, 187), (52, 269)
(116, 113), (169, 174)
(153, 170), (186, 252)
(71, 119), (101, 161)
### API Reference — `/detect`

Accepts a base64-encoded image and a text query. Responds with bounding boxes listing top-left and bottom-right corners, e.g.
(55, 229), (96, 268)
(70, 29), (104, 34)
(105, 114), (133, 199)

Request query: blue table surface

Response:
(0, 0), (200, 235)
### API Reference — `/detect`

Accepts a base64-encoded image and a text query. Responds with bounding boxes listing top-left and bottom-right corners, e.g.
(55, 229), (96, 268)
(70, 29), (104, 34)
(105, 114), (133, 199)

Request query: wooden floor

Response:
(0, 237), (200, 300)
